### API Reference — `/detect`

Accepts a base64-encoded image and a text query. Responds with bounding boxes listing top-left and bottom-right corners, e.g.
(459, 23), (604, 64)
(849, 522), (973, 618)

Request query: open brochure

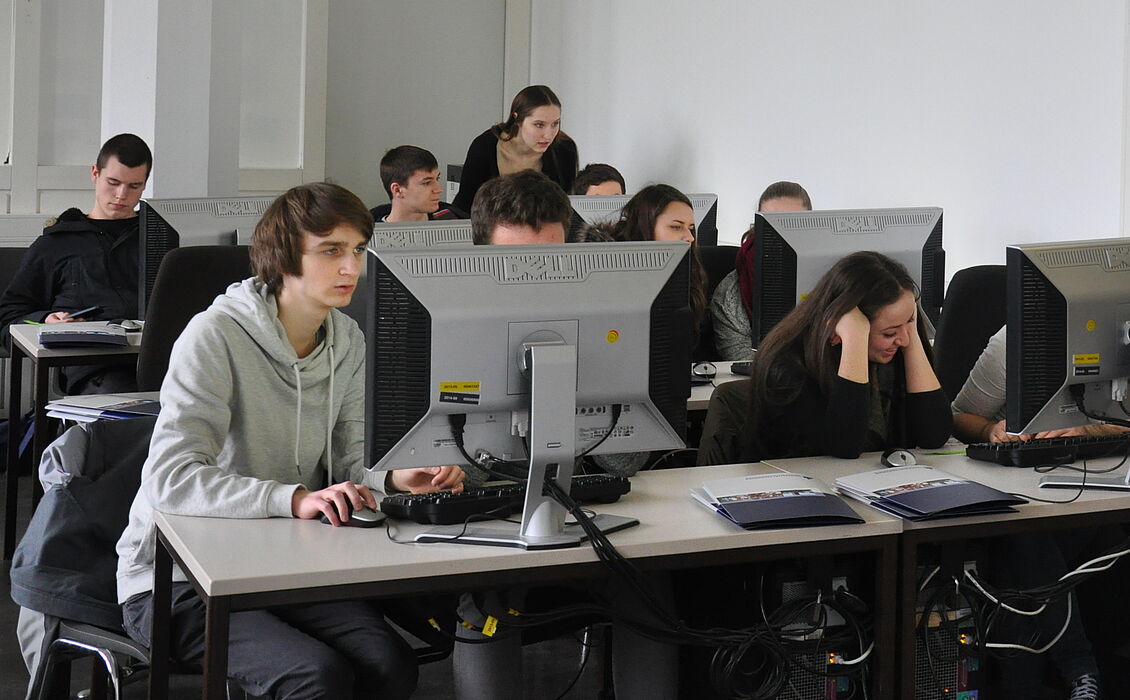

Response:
(691, 472), (864, 530)
(46, 392), (160, 422)
(38, 321), (128, 348)
(835, 465), (1026, 521)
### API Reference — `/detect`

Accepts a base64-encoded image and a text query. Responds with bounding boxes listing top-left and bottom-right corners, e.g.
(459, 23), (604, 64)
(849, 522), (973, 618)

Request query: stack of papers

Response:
(38, 322), (127, 348)
(691, 472), (864, 529)
(835, 466), (1026, 521)
(46, 392), (160, 423)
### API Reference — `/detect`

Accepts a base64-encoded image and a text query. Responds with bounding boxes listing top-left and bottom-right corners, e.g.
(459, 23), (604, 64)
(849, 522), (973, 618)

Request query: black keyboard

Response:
(380, 473), (631, 525)
(965, 434), (1130, 467)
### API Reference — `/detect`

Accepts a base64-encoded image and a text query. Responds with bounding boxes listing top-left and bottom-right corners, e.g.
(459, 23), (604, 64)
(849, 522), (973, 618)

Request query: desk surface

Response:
(154, 462), (900, 599)
(9, 322), (142, 359)
(688, 360), (745, 411)
(762, 449), (1130, 531)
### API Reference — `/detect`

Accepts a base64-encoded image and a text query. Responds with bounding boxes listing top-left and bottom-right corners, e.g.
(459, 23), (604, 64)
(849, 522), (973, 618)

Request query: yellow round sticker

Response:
(1086, 320), (1096, 332)
(606, 330), (620, 343)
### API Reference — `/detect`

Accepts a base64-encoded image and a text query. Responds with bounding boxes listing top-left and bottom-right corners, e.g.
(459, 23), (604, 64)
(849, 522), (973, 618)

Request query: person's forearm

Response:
(904, 339), (941, 394)
(953, 412), (994, 443)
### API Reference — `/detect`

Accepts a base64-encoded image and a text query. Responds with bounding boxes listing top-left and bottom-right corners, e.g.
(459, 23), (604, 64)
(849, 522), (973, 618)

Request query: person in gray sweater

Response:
(115, 182), (464, 700)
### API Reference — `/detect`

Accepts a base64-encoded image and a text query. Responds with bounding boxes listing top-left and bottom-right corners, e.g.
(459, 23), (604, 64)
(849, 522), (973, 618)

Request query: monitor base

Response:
(414, 513), (639, 550)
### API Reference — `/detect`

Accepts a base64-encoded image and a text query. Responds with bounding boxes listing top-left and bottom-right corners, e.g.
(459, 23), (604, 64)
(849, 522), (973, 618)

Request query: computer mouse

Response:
(880, 448), (917, 468)
(691, 362), (717, 380)
(318, 502), (387, 528)
(119, 319), (143, 332)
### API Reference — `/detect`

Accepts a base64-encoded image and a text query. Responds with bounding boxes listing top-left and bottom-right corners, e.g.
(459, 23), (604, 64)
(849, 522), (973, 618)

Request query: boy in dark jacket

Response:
(0, 133), (151, 393)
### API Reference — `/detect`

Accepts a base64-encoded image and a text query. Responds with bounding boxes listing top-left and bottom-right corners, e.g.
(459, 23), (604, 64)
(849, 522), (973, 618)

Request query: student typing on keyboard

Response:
(952, 327), (1129, 444)
(115, 183), (463, 699)
(951, 325), (1111, 698)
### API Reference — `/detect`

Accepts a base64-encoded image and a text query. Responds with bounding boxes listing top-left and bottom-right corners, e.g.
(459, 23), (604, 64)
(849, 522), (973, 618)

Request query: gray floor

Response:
(1, 472), (607, 699)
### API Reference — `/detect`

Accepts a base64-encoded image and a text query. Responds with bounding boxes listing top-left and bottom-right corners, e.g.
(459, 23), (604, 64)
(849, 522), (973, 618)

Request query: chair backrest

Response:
(136, 245), (251, 391)
(932, 264), (1007, 402)
(694, 245), (739, 361)
(697, 244), (739, 301)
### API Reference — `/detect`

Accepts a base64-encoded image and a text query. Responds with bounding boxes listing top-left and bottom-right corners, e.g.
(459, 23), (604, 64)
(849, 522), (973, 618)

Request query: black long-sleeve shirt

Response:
(451, 128), (579, 214)
(698, 359), (952, 466)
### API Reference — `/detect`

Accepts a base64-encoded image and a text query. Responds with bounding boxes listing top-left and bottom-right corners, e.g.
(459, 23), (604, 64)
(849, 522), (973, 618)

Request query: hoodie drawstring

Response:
(293, 362), (302, 474)
(292, 340), (336, 486)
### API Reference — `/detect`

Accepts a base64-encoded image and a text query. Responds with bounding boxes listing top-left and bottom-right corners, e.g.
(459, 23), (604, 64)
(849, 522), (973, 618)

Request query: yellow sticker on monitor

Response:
(438, 381), (481, 405)
(1086, 319), (1097, 332)
(606, 330), (620, 343)
(1073, 353), (1100, 365)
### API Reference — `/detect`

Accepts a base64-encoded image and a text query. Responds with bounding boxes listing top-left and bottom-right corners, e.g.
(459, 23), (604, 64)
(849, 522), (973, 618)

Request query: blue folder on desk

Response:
(692, 473), (864, 530)
(835, 466), (1026, 521)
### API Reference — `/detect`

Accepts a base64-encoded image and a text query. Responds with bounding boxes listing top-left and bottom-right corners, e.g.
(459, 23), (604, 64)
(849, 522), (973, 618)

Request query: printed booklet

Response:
(691, 472), (863, 529)
(835, 465), (1026, 521)
(46, 392), (160, 422)
(38, 322), (128, 348)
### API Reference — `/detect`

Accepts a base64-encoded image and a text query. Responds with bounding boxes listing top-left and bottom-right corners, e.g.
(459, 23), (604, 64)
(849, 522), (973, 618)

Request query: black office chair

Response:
(135, 245), (252, 391)
(694, 245), (739, 361)
(932, 265), (1007, 402)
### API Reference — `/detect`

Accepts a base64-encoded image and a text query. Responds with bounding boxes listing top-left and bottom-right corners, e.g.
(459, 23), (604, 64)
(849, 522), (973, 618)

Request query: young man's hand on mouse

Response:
(291, 481), (376, 526)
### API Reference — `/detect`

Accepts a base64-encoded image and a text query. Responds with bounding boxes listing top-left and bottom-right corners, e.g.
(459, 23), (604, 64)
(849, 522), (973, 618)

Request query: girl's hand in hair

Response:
(831, 307), (870, 347)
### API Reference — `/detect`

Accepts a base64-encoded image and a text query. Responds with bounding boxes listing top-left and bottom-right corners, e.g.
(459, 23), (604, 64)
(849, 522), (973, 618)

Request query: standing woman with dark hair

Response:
(699, 250), (951, 465)
(589, 184), (710, 357)
(452, 85), (579, 213)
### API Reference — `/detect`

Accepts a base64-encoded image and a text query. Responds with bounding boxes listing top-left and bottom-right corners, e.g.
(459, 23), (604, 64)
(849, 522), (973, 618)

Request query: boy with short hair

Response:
(371, 145), (466, 222)
(0, 133), (153, 393)
(116, 182), (464, 699)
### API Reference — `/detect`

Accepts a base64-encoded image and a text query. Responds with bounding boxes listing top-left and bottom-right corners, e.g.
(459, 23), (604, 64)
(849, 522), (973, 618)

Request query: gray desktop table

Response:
(764, 450), (1130, 700)
(687, 360), (746, 412)
(3, 323), (141, 559)
(149, 462), (901, 699)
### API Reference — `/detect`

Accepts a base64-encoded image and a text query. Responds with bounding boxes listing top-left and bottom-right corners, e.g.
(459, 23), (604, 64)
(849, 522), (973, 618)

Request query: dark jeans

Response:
(980, 530), (1102, 698)
(123, 582), (418, 700)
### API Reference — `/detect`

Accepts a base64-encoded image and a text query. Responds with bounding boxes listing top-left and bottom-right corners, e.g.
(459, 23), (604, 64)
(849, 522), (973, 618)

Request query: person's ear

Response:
(90, 164), (99, 184)
(390, 182), (403, 199)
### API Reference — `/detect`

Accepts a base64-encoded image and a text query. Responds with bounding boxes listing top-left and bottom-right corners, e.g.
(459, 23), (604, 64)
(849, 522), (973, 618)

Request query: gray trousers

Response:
(122, 582), (418, 700)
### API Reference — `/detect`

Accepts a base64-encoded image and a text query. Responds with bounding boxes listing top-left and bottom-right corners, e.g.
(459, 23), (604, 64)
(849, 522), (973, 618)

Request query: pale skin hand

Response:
(44, 312), (82, 324)
(387, 465), (466, 495)
(954, 416), (1130, 443)
(291, 480), (377, 526)
(832, 307), (870, 384)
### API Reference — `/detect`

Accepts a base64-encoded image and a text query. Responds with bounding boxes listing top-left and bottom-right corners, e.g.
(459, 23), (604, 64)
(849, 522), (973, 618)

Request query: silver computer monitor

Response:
(751, 207), (945, 344)
(370, 219), (473, 249)
(1006, 238), (1130, 435)
(365, 241), (693, 548)
(138, 196), (274, 318)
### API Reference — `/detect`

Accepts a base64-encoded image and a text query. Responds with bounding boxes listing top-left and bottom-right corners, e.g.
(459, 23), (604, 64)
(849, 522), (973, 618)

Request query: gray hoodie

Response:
(116, 278), (377, 603)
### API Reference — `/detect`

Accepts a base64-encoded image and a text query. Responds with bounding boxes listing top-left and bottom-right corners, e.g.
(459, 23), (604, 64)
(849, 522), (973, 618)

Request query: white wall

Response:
(324, 0), (507, 208)
(531, 1), (1128, 278)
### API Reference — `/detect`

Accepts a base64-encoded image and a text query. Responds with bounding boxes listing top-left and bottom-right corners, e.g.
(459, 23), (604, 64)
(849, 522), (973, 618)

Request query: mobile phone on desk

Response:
(59, 305), (101, 320)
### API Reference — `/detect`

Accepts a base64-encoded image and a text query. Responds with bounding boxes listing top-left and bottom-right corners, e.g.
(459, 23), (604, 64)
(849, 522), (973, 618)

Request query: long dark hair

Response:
(745, 251), (931, 455)
(492, 85), (570, 145)
(610, 184), (708, 330)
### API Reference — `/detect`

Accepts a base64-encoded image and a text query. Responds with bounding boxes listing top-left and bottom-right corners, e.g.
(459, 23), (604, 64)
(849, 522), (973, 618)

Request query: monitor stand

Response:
(415, 342), (638, 550)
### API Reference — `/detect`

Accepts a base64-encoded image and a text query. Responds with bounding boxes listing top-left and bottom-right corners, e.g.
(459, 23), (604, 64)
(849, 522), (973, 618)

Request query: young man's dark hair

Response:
(95, 133), (153, 178)
(470, 170), (571, 245)
(252, 182), (373, 294)
(379, 146), (439, 198)
(572, 162), (625, 195)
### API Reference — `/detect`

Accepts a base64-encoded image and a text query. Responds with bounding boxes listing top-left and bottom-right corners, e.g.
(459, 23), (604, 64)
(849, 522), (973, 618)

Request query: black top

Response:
(452, 128), (579, 214)
(697, 356), (952, 466)
(368, 201), (467, 223)
(0, 208), (140, 345)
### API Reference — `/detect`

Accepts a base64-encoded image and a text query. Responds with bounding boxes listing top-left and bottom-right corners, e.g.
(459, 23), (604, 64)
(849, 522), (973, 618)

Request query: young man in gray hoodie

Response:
(115, 182), (465, 699)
